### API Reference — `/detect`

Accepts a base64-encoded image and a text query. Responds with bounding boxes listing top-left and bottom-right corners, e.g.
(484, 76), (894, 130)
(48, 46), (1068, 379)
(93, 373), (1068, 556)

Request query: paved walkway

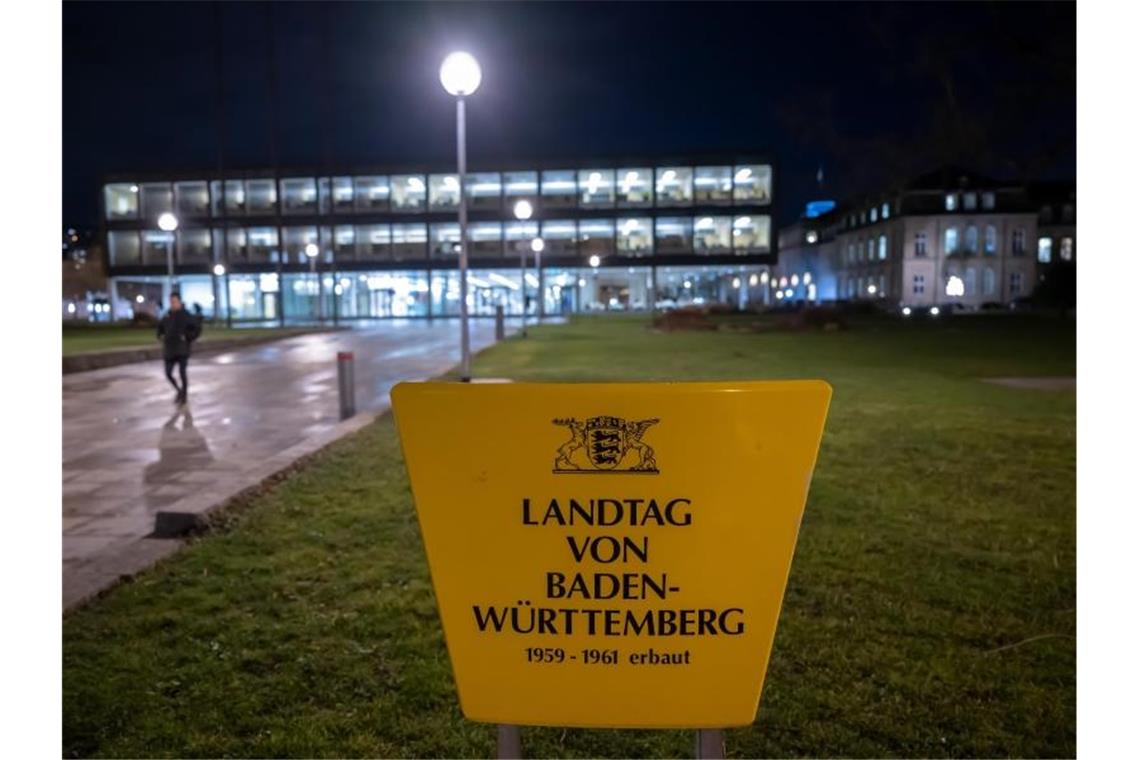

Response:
(63, 319), (512, 609)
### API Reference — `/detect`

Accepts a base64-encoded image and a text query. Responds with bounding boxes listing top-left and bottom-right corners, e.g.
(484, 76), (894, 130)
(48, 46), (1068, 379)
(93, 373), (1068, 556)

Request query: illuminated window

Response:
(1038, 237), (1053, 263)
(655, 217), (693, 254)
(693, 216), (731, 254)
(983, 267), (996, 296)
(965, 225), (978, 255)
(965, 268), (977, 296)
(505, 221), (538, 254)
(540, 219), (578, 255)
(732, 164), (771, 204)
(140, 183), (174, 220)
(245, 227), (279, 262)
(431, 222), (460, 256)
(963, 192), (977, 211)
(944, 227), (959, 255)
(945, 193), (957, 211)
(870, 207), (878, 223)
(334, 225), (356, 260)
(391, 175), (426, 211)
(174, 181), (209, 217)
(353, 176), (388, 212)
(391, 223), (427, 259)
(468, 222), (503, 257)
(245, 179), (276, 214)
(104, 184), (139, 220)
(282, 226), (319, 263)
(579, 218), (615, 257)
(222, 180), (246, 215)
(616, 218), (653, 255)
(617, 168), (652, 208)
(881, 202), (890, 219)
(914, 232), (927, 257)
(878, 234), (887, 260)
(655, 167), (693, 206)
(504, 171), (538, 209)
(579, 169), (615, 207)
(1060, 237), (1074, 261)
(429, 174), (460, 211)
(541, 170), (577, 209)
(981, 192), (995, 210)
(355, 224), (390, 260)
(732, 215), (770, 254)
(107, 230), (141, 264)
(177, 228), (213, 264)
(466, 172), (501, 211)
(280, 177), (317, 215)
(984, 225), (997, 255)
(694, 166), (732, 204)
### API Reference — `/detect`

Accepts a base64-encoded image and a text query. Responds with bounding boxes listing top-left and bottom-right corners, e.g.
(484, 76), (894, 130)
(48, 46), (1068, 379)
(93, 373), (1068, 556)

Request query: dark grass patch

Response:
(64, 313), (1074, 758)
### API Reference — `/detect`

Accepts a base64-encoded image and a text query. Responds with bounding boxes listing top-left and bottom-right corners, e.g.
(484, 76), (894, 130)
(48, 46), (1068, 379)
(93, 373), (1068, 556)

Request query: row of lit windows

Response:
(844, 192), (1002, 230)
(1037, 236), (1075, 264)
(106, 216), (772, 267)
(103, 165), (773, 221)
(906, 270), (1024, 299)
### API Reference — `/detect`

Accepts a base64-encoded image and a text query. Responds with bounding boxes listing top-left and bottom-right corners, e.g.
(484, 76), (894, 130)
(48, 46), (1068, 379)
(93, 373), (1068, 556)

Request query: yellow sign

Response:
(391, 380), (831, 728)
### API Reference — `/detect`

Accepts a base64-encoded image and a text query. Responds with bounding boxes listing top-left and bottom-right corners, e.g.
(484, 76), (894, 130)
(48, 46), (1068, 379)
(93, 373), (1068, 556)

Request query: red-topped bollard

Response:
(337, 351), (356, 420)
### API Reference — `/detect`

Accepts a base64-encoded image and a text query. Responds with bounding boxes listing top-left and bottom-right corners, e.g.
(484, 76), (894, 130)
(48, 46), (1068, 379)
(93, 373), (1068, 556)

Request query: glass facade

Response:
(102, 158), (775, 319)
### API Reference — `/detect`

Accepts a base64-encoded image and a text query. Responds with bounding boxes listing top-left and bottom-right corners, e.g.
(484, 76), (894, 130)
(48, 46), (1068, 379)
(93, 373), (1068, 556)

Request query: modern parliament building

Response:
(100, 157), (775, 322)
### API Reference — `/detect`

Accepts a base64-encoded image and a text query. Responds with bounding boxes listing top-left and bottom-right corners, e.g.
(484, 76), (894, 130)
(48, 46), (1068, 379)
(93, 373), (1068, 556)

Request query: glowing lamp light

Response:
(803, 272), (812, 285)
(734, 167), (752, 182)
(530, 238), (545, 253)
(902, 306), (912, 317)
(67, 302), (76, 314)
(760, 271), (769, 284)
(439, 51), (482, 96)
(578, 278), (586, 287)
(930, 306), (941, 317)
(135, 294), (145, 304)
(775, 290), (784, 301)
(749, 273), (759, 287)
(785, 288), (794, 297)
(157, 212), (178, 232)
(867, 284), (878, 295)
(779, 277), (788, 288)
(732, 277), (741, 289)
(213, 264), (226, 276)
(683, 280), (692, 289)
(791, 274), (800, 287)
(806, 230), (819, 244)
(513, 199), (533, 220)
(304, 243), (320, 259)
(588, 254), (601, 268)
(945, 275), (965, 297)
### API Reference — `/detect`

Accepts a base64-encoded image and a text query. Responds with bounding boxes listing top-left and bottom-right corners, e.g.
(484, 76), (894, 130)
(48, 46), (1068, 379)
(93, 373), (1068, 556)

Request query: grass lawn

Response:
(62, 313), (1075, 758)
(62, 324), (317, 356)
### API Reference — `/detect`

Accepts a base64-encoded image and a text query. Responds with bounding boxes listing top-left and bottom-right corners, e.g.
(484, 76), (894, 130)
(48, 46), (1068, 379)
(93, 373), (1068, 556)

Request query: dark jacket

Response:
(157, 309), (202, 359)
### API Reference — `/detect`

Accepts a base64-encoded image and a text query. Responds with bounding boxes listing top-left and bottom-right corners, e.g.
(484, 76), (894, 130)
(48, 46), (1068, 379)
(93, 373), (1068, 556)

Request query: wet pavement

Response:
(62, 319), (511, 609)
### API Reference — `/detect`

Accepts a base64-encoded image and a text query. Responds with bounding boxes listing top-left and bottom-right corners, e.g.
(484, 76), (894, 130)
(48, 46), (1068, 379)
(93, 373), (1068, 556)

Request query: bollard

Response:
(337, 351), (356, 420)
(495, 305), (505, 341)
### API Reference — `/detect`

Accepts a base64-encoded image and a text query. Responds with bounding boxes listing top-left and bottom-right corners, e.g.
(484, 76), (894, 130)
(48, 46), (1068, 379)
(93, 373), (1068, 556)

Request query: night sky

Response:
(63, 1), (1075, 228)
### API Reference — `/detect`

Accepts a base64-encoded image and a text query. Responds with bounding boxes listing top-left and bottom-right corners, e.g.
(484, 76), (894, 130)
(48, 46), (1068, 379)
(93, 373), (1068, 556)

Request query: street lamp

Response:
(157, 212), (178, 295)
(513, 200), (533, 336)
(305, 242), (323, 323)
(440, 51), (482, 382)
(531, 236), (545, 320)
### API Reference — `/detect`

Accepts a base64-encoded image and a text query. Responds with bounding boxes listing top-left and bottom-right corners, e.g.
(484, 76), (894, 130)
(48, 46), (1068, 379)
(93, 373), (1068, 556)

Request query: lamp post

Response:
(305, 242), (323, 323)
(212, 263), (226, 323)
(512, 199), (533, 337)
(531, 236), (545, 321)
(158, 212), (179, 298)
(440, 51), (482, 382)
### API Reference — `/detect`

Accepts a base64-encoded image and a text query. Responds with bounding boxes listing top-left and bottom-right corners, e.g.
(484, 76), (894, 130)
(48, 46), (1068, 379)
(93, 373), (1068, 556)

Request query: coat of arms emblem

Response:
(552, 416), (660, 474)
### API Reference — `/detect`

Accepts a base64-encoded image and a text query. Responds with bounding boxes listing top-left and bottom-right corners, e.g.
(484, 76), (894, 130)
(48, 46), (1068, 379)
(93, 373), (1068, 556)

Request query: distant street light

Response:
(211, 264), (226, 324)
(305, 242), (323, 323)
(531, 237), (545, 320)
(441, 51), (482, 382)
(213, 264), (226, 277)
(157, 212), (178, 294)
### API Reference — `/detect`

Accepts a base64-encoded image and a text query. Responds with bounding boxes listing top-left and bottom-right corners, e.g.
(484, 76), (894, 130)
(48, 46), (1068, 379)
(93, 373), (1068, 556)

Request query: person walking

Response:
(156, 292), (201, 405)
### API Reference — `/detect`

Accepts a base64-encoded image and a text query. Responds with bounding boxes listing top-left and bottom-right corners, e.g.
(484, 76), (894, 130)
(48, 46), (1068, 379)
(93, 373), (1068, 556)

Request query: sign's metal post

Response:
(495, 304), (505, 341)
(496, 724), (521, 759)
(695, 729), (726, 759)
(336, 351), (355, 420)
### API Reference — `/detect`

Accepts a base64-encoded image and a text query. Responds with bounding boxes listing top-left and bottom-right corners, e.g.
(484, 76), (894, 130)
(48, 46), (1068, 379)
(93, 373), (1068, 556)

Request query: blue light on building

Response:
(804, 200), (836, 219)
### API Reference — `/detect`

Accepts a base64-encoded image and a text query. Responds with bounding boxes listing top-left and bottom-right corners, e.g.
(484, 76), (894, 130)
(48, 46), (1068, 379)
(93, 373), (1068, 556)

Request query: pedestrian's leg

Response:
(164, 359), (181, 396)
(178, 357), (189, 402)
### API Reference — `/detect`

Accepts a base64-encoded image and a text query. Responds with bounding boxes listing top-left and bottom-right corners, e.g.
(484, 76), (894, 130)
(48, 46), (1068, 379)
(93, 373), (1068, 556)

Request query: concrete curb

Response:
(62, 327), (345, 374)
